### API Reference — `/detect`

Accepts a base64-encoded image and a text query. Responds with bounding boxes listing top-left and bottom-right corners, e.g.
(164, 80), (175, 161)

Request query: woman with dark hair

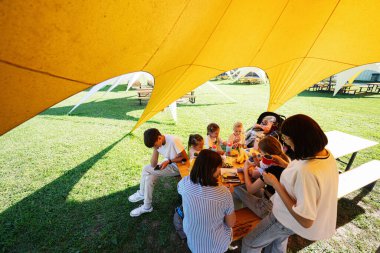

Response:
(242, 114), (339, 253)
(178, 149), (236, 253)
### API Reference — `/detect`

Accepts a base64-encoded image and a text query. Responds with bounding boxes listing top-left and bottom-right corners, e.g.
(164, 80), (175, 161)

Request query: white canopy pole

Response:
(68, 72), (155, 114)
(67, 78), (116, 114)
(107, 73), (132, 93)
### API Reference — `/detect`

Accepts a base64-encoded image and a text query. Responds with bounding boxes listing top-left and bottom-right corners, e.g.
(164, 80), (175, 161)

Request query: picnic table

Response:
(177, 155), (245, 186)
(325, 130), (378, 171)
(177, 131), (379, 241)
(136, 88), (196, 105)
(363, 82), (380, 93)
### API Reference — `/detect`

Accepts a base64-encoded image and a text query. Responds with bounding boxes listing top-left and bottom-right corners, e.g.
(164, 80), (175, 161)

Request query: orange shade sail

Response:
(1, 0), (380, 135)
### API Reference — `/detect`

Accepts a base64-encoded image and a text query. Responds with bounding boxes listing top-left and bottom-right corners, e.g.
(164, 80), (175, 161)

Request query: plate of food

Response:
(221, 171), (241, 183)
(222, 171), (238, 179)
(222, 162), (234, 168)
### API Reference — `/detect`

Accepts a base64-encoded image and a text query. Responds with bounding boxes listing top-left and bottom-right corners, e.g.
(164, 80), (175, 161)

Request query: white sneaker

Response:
(130, 205), (153, 217)
(128, 191), (144, 202)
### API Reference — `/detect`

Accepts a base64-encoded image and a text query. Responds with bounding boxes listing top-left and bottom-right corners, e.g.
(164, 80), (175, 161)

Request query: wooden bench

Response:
(136, 88), (154, 105)
(337, 160), (380, 196)
(232, 207), (261, 241)
(232, 160), (380, 241)
(178, 91), (196, 103)
(364, 83), (380, 93)
(307, 84), (320, 91)
(340, 85), (357, 94)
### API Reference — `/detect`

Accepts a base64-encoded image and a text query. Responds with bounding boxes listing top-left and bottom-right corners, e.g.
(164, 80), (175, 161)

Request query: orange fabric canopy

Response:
(1, 0), (380, 135)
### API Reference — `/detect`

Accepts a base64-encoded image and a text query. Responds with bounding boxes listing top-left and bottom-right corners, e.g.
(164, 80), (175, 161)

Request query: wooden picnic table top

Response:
(178, 155), (245, 186)
(326, 130), (378, 159)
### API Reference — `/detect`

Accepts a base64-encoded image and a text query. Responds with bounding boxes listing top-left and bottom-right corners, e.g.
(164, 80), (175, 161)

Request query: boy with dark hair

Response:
(129, 128), (188, 217)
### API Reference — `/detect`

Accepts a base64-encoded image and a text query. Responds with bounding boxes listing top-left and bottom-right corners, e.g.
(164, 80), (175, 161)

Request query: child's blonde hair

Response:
(258, 136), (289, 163)
(233, 121), (243, 130)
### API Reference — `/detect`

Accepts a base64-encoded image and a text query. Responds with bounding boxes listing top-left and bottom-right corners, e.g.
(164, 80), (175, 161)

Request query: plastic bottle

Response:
(226, 142), (232, 156)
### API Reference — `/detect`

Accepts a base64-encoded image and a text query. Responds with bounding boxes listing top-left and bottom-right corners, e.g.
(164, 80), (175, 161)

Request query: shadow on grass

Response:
(297, 90), (380, 99)
(287, 188), (369, 252)
(40, 96), (163, 124)
(0, 134), (185, 252)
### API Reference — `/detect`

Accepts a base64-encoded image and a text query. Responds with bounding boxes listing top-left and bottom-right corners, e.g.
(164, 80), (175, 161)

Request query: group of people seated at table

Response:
(128, 112), (339, 253)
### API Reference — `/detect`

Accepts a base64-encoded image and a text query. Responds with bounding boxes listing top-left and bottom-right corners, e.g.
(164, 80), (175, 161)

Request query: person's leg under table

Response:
(242, 212), (293, 253)
(233, 186), (271, 219)
(142, 163), (180, 208)
(130, 163), (179, 217)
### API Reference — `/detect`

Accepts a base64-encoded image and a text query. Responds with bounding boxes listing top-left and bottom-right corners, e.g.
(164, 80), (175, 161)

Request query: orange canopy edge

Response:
(1, 0), (380, 135)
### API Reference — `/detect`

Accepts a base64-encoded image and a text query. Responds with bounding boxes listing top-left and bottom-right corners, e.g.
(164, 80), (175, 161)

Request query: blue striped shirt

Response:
(178, 176), (234, 253)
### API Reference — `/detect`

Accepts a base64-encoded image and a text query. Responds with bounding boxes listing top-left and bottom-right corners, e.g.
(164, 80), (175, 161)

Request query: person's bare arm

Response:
(160, 149), (189, 170)
(243, 160), (265, 194)
(150, 148), (159, 167)
(172, 149), (189, 163)
(263, 172), (314, 228)
(224, 212), (236, 228)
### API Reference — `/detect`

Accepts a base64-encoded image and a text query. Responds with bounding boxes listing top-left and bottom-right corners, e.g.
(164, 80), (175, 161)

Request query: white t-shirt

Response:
(205, 135), (224, 151)
(228, 132), (245, 146)
(157, 135), (184, 160)
(188, 146), (201, 160)
(272, 150), (338, 240)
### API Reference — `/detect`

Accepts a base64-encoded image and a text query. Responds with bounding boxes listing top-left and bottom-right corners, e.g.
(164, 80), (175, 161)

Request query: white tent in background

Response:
(334, 63), (380, 96)
(67, 68), (266, 121)
(233, 67), (268, 83)
(67, 72), (153, 114)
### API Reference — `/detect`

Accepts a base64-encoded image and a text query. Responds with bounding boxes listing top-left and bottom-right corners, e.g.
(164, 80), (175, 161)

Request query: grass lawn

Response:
(0, 80), (379, 252)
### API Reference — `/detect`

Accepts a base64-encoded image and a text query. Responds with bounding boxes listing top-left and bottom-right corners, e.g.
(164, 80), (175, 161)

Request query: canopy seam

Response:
(249, 0), (290, 65)
(274, 0), (341, 98)
(141, 0), (192, 70)
(0, 59), (93, 86)
(144, 0), (233, 114)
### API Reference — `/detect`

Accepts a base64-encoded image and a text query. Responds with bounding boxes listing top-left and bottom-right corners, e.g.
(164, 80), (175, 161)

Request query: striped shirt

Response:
(178, 176), (234, 253)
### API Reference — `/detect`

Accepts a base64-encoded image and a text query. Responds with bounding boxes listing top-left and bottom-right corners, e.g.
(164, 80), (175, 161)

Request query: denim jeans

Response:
(242, 212), (294, 253)
(233, 185), (272, 219)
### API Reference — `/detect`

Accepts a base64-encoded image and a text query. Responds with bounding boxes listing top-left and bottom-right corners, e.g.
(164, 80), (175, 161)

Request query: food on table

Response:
(236, 147), (248, 164)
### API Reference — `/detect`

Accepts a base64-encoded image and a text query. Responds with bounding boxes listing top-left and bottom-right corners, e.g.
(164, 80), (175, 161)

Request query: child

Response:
(128, 128), (189, 217)
(188, 134), (204, 159)
(245, 115), (277, 148)
(228, 121), (245, 148)
(233, 136), (289, 218)
(205, 123), (226, 155)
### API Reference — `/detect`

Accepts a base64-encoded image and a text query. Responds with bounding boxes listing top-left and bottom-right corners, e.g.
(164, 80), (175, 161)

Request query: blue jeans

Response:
(233, 185), (272, 219)
(242, 212), (294, 253)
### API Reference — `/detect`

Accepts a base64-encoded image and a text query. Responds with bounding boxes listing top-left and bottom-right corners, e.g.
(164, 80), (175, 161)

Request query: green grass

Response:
(0, 81), (379, 252)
